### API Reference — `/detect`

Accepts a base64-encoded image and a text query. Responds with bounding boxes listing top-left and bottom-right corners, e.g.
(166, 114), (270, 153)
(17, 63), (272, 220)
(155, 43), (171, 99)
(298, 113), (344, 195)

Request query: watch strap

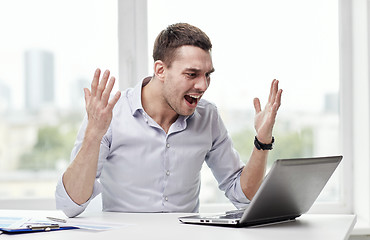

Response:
(254, 136), (274, 150)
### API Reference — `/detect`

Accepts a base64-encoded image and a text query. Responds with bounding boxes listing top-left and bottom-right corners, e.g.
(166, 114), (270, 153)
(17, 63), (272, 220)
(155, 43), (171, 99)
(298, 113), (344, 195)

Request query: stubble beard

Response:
(163, 87), (194, 117)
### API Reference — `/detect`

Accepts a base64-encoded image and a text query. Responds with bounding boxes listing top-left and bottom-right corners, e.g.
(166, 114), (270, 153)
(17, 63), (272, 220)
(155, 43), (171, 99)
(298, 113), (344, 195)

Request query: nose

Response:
(194, 75), (209, 92)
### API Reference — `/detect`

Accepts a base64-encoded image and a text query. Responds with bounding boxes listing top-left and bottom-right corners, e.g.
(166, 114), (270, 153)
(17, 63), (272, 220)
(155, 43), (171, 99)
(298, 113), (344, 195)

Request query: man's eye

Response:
(186, 73), (197, 78)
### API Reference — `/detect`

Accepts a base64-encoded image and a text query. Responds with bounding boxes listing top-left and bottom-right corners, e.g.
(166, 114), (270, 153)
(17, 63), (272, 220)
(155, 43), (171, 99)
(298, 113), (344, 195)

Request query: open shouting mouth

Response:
(184, 94), (202, 107)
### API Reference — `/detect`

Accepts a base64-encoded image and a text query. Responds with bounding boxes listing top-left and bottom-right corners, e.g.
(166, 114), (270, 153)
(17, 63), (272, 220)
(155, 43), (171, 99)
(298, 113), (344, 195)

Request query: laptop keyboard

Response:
(210, 209), (246, 219)
(219, 211), (244, 219)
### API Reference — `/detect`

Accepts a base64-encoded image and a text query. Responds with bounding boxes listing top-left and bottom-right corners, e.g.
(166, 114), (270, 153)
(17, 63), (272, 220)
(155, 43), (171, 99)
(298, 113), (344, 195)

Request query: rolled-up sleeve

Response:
(55, 174), (102, 217)
(231, 171), (251, 208)
(205, 107), (250, 209)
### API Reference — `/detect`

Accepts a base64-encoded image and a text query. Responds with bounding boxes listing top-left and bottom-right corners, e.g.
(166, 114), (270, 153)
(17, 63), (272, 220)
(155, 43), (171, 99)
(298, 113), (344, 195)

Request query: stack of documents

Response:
(0, 216), (124, 234)
(0, 216), (77, 234)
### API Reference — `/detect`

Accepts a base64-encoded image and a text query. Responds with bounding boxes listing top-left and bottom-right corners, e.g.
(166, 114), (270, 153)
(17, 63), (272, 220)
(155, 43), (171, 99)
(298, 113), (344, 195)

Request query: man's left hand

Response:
(253, 79), (283, 144)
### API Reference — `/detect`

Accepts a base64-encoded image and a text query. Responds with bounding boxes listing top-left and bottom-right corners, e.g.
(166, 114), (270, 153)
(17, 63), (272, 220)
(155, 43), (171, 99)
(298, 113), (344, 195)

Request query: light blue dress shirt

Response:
(55, 78), (250, 217)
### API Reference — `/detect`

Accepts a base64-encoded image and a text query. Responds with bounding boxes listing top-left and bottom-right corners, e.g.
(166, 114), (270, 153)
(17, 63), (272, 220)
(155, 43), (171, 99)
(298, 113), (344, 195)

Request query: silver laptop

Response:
(179, 155), (342, 227)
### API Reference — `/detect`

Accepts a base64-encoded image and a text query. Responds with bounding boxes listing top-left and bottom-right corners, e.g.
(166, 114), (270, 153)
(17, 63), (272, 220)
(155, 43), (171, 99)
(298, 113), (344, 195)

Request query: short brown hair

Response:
(153, 23), (212, 67)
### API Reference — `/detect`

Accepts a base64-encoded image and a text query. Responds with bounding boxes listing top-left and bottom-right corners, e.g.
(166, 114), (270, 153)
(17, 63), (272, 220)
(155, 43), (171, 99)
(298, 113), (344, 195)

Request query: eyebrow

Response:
(184, 67), (215, 74)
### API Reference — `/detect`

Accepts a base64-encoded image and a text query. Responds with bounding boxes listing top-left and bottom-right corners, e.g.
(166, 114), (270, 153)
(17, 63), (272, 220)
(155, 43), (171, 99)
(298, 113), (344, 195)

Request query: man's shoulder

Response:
(191, 99), (224, 133)
(116, 86), (139, 106)
(110, 88), (132, 116)
(195, 99), (219, 118)
(197, 98), (217, 109)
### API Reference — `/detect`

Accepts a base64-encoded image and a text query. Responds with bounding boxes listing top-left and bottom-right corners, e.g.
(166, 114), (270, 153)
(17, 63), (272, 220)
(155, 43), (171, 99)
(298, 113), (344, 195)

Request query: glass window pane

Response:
(147, 0), (340, 204)
(0, 0), (118, 199)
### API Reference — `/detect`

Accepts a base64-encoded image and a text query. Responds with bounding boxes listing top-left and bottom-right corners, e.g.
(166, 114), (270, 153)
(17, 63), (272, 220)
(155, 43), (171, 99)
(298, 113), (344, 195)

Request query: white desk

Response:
(0, 210), (356, 240)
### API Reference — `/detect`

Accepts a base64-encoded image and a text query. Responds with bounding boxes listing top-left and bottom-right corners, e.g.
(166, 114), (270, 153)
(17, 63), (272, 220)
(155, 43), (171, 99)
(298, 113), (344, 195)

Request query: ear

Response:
(154, 60), (166, 82)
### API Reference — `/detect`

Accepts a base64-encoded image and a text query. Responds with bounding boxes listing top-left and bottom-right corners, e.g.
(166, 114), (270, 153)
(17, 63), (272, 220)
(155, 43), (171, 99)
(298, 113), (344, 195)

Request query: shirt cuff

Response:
(55, 174), (102, 218)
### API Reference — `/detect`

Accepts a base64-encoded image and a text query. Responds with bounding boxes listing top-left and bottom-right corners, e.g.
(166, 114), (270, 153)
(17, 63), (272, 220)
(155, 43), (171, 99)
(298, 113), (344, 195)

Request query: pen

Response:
(47, 217), (67, 223)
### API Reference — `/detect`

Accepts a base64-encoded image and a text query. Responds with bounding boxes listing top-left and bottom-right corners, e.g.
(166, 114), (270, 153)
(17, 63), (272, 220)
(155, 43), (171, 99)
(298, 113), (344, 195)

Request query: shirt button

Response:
(166, 170), (170, 176)
(166, 143), (170, 148)
(165, 196), (168, 201)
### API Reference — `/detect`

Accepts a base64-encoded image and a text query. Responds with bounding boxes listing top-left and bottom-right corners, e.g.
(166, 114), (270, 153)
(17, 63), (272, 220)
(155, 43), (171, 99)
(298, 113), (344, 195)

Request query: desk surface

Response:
(0, 210), (356, 240)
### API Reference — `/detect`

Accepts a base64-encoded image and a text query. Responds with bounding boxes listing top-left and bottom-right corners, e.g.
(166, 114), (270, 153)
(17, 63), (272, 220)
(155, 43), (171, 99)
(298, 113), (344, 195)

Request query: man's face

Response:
(162, 45), (214, 116)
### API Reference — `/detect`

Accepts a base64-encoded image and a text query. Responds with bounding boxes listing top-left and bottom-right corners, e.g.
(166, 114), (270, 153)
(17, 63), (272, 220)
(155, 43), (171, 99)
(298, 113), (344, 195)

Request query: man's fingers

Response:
(88, 68), (119, 110)
(253, 98), (261, 113)
(101, 76), (116, 104)
(91, 68), (101, 96)
(275, 89), (283, 109)
(268, 79), (279, 104)
(107, 91), (121, 111)
(84, 88), (91, 106)
(271, 88), (282, 112)
(268, 79), (274, 103)
(96, 70), (110, 99)
(269, 89), (283, 121)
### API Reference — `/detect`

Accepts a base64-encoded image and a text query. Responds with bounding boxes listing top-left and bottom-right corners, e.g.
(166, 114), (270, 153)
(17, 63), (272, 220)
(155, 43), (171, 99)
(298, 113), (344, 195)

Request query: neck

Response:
(141, 77), (178, 133)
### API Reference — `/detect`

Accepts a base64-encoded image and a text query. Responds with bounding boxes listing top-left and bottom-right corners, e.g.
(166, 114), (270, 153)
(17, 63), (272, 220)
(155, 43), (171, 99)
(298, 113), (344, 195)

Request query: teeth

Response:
(189, 95), (201, 99)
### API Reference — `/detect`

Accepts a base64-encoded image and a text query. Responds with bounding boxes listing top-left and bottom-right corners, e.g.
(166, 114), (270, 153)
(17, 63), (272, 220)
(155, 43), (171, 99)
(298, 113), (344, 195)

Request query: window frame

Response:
(345, 0), (370, 235)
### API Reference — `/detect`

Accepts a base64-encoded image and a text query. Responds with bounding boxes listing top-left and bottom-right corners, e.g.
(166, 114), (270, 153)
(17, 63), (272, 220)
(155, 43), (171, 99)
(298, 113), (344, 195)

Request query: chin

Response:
(177, 109), (196, 117)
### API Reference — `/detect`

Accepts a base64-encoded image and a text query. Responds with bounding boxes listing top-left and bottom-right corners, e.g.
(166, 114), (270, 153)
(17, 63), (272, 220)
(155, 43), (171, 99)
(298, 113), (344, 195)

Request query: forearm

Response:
(241, 79), (282, 200)
(62, 68), (120, 206)
(240, 147), (268, 200)
(62, 132), (101, 205)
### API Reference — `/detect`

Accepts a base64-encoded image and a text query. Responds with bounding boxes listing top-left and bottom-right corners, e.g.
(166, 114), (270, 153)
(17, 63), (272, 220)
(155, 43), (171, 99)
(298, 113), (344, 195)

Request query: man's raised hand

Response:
(253, 79), (283, 144)
(84, 68), (121, 140)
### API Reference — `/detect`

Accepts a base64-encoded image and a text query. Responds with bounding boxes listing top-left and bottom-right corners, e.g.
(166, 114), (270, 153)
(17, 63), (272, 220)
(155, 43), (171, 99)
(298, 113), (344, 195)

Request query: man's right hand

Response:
(62, 68), (121, 206)
(84, 68), (121, 141)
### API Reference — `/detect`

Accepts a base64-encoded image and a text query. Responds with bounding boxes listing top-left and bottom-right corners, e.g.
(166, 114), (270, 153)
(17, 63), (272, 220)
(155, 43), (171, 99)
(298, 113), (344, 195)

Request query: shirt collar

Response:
(128, 77), (151, 116)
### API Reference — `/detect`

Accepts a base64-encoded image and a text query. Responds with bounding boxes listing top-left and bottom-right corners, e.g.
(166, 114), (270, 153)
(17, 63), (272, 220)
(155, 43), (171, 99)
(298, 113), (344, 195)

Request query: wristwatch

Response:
(254, 136), (274, 150)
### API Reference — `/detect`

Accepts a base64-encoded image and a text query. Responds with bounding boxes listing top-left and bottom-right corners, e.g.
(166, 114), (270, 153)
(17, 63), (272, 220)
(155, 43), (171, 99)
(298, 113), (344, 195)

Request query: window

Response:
(0, 0), (118, 200)
(1, 0), (357, 217)
(147, 0), (344, 210)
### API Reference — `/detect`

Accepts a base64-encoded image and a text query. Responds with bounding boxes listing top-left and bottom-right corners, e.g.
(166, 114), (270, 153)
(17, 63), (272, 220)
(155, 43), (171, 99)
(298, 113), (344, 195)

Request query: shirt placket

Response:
(162, 138), (171, 207)
(139, 109), (170, 208)
(161, 117), (188, 209)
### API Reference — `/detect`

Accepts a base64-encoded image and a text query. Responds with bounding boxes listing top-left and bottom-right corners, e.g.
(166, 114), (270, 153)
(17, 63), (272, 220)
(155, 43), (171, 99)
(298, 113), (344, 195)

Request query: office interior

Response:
(0, 0), (369, 239)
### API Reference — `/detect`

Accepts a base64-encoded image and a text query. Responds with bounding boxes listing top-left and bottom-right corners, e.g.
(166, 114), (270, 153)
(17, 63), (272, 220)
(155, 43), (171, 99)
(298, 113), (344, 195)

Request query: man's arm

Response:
(62, 68), (121, 205)
(240, 79), (282, 200)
